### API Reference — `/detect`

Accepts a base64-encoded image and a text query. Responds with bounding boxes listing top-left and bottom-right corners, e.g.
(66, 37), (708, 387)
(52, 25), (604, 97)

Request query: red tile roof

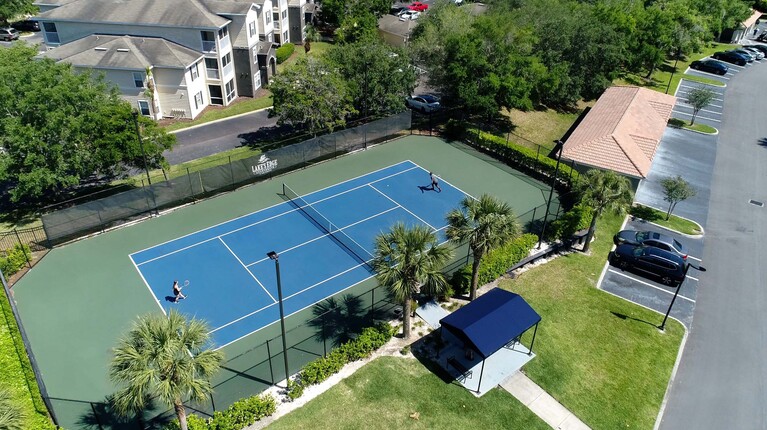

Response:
(561, 86), (676, 178)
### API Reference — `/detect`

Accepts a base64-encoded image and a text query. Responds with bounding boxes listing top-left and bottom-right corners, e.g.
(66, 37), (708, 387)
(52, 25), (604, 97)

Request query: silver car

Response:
(0, 28), (19, 41)
(743, 46), (765, 60)
(405, 94), (440, 113)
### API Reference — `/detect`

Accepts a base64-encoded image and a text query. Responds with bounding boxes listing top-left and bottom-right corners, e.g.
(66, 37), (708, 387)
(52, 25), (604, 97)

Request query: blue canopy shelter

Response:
(439, 288), (541, 393)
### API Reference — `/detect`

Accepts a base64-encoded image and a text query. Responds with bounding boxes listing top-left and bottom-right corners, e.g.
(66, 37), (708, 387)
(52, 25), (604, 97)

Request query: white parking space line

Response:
(686, 70), (730, 80)
(672, 111), (721, 123)
(675, 106), (723, 116)
(686, 275), (699, 281)
(607, 269), (696, 303)
(687, 255), (702, 262)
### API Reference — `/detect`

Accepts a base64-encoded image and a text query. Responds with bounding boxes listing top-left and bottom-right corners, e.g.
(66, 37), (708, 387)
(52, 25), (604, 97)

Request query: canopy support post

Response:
(528, 322), (539, 356)
(477, 359), (486, 394)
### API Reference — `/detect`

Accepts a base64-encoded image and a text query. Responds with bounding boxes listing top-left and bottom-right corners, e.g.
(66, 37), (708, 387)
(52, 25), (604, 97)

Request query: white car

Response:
(399, 10), (420, 21)
(406, 94), (441, 113)
(743, 46), (765, 60)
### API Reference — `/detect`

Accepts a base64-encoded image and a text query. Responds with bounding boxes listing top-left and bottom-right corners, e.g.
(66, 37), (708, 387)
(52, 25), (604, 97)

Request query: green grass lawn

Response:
(630, 205), (703, 235)
(503, 104), (590, 151)
(265, 213), (684, 430)
(277, 41), (332, 73)
(266, 357), (550, 430)
(0, 289), (55, 429)
(163, 96), (274, 132)
(683, 123), (717, 134)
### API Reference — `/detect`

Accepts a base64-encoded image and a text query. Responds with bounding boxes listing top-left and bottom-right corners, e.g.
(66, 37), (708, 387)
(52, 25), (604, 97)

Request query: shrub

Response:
(286, 378), (304, 402)
(0, 244), (31, 277)
(547, 204), (593, 241)
(162, 394), (275, 430)
(452, 234), (539, 292)
(276, 43), (295, 64)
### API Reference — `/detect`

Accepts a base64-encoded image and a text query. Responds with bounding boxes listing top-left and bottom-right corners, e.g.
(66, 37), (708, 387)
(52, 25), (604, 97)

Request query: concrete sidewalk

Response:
(500, 371), (591, 430)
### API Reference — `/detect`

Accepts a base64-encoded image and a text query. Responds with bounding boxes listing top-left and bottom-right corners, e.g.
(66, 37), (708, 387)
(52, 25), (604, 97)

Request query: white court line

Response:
(129, 160), (417, 258)
(368, 184), (436, 231)
(129, 256), (167, 316)
(608, 269), (696, 303)
(409, 164), (478, 201)
(245, 206), (400, 267)
(137, 165), (419, 266)
(218, 237), (277, 303)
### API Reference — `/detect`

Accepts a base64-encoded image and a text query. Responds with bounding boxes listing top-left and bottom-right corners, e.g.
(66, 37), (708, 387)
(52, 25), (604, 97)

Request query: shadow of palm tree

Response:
(76, 396), (173, 430)
(757, 137), (767, 147)
(308, 294), (390, 348)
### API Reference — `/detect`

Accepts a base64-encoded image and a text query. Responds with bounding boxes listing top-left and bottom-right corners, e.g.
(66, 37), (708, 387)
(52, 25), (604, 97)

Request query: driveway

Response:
(635, 127), (717, 226)
(599, 218), (703, 329)
(165, 109), (279, 165)
(658, 47), (767, 429)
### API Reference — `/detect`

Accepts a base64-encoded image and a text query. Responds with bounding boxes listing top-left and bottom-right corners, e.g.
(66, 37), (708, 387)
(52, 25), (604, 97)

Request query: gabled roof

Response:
(36, 0), (229, 29)
(439, 288), (541, 359)
(561, 86), (676, 178)
(38, 35), (203, 70)
(203, 0), (255, 15)
(742, 9), (763, 28)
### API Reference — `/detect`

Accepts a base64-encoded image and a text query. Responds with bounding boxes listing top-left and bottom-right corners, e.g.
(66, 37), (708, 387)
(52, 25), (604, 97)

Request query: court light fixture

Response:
(267, 251), (290, 386)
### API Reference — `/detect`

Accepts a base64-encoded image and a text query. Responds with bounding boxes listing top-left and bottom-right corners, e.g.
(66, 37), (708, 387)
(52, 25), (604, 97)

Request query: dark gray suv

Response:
(613, 230), (687, 260)
(610, 244), (687, 286)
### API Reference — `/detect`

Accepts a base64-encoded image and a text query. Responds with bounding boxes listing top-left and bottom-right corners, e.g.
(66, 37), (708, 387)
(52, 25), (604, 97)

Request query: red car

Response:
(408, 2), (428, 12)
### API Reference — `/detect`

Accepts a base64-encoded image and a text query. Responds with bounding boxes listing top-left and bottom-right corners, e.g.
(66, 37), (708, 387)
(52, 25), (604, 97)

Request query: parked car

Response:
(613, 230), (688, 260)
(689, 59), (729, 75)
(390, 6), (407, 15)
(406, 94), (440, 113)
(742, 46), (765, 60)
(408, 1), (428, 11)
(746, 44), (767, 55)
(610, 244), (687, 286)
(758, 33), (767, 42)
(712, 50), (748, 66)
(0, 28), (19, 41)
(733, 49), (755, 62)
(10, 20), (40, 32)
(399, 10), (420, 20)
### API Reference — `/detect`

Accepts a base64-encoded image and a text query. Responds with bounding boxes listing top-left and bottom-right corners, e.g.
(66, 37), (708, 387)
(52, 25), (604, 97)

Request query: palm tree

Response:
(0, 388), (27, 430)
(109, 310), (224, 430)
(446, 194), (520, 301)
(578, 169), (634, 253)
(373, 223), (452, 339)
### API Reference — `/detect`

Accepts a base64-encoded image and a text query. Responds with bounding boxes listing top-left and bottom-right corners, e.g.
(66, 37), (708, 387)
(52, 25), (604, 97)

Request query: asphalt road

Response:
(658, 51), (767, 429)
(165, 109), (279, 165)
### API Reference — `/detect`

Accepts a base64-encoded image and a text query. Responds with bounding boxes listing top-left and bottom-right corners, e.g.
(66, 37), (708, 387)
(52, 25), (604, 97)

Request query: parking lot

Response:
(599, 217), (704, 329)
(672, 79), (726, 128)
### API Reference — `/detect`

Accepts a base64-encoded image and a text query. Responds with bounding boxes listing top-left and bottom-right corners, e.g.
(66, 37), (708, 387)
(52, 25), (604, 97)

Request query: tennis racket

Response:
(183, 280), (190, 288)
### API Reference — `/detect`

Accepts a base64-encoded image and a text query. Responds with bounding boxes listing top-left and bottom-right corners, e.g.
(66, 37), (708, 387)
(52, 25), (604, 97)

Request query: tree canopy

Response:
(0, 0), (36, 24)
(0, 44), (174, 204)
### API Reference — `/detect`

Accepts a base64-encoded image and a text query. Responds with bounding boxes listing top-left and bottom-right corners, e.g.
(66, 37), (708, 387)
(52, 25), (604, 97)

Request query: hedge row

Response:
(0, 244), (31, 277)
(451, 233), (539, 295)
(287, 322), (395, 399)
(546, 203), (592, 241)
(163, 394), (276, 430)
(466, 127), (577, 185)
(276, 43), (295, 64)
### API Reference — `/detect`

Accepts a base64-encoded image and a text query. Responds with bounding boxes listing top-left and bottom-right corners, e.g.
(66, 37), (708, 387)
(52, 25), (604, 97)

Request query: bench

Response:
(447, 356), (473, 382)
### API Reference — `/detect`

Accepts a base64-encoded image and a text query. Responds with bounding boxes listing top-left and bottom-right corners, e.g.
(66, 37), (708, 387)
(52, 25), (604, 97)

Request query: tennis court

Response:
(131, 161), (471, 348)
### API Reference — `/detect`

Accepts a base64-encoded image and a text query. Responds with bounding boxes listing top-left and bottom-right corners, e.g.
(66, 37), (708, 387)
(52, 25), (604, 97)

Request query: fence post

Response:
(89, 402), (104, 430)
(210, 392), (216, 412)
(535, 145), (541, 172)
(13, 230), (32, 268)
(187, 168), (195, 196)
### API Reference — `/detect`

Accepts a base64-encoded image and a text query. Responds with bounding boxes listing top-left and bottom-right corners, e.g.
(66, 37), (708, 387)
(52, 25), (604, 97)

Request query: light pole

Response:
(665, 46), (682, 95)
(659, 262), (706, 331)
(131, 111), (152, 185)
(537, 139), (565, 249)
(267, 251), (291, 385)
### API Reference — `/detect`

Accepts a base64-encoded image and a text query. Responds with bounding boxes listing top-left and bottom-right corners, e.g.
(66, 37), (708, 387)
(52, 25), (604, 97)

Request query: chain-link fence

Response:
(41, 112), (412, 247)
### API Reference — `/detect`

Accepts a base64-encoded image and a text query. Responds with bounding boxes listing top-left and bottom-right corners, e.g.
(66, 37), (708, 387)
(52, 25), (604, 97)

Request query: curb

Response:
(653, 326), (690, 430)
(632, 204), (705, 237)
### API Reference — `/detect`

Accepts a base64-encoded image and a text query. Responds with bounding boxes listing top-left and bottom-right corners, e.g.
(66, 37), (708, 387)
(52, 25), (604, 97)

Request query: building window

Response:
(283, 31), (288, 42)
(209, 85), (224, 105)
(132, 72), (145, 88)
(218, 26), (228, 39)
(225, 79), (235, 102)
(42, 22), (60, 44)
(189, 62), (199, 81)
(201, 31), (216, 52)
(194, 91), (204, 110)
(205, 58), (220, 79)
(249, 21), (257, 37)
(222, 53), (231, 68)
(282, 10), (287, 19)
(254, 73), (261, 89)
(137, 100), (151, 116)
(265, 13), (271, 24)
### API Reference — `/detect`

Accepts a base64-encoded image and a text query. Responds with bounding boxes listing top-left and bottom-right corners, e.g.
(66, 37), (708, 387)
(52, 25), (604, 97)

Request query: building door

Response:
(209, 85), (224, 105)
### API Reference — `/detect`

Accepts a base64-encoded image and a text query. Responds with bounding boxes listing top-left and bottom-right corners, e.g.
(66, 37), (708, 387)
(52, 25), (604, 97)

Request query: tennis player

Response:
(172, 280), (186, 302)
(429, 172), (442, 193)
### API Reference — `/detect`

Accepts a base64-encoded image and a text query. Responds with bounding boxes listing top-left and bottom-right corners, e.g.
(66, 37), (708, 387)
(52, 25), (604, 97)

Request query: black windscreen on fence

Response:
(40, 111), (411, 245)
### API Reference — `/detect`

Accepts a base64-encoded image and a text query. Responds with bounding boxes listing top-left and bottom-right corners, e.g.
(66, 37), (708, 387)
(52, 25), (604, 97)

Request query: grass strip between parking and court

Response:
(0, 288), (56, 429)
(630, 204), (703, 236)
(266, 356), (550, 430)
(264, 212), (685, 430)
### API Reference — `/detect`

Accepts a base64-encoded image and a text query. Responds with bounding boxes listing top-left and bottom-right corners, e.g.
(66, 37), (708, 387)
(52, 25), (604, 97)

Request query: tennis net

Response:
(283, 184), (374, 270)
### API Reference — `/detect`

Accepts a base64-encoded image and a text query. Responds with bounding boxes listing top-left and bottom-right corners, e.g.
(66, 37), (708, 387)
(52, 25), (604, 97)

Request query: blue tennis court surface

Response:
(130, 161), (472, 348)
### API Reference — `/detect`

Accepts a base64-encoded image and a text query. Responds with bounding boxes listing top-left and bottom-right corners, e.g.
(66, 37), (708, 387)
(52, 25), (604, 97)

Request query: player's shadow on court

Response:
(418, 185), (440, 193)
